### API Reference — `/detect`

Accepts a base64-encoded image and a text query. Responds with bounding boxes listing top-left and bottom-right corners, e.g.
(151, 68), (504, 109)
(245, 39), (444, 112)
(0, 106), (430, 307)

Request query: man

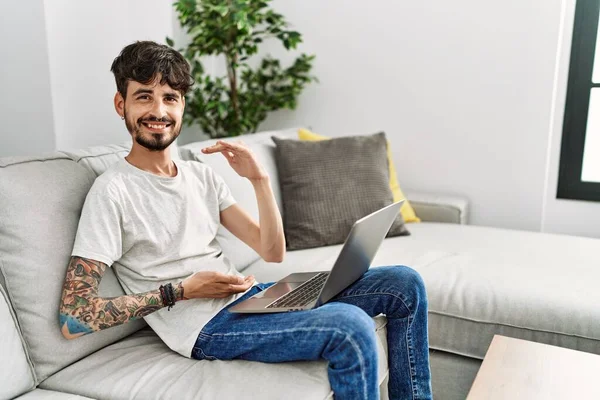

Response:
(59, 41), (432, 400)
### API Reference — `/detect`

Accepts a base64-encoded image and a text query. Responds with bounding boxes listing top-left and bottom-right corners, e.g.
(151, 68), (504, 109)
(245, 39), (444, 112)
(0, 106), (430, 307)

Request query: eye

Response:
(165, 96), (178, 103)
(137, 95), (150, 100)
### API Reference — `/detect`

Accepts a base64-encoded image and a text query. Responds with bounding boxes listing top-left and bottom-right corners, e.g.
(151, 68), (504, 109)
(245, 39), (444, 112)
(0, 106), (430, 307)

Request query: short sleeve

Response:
(71, 190), (123, 266)
(210, 170), (236, 211)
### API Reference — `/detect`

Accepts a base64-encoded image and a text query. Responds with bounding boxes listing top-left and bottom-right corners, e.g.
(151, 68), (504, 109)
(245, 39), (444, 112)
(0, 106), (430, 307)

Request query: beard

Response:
(124, 109), (181, 152)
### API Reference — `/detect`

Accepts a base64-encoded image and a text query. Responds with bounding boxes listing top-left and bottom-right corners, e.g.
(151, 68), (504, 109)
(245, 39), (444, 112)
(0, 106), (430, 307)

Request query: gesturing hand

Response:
(181, 271), (255, 299)
(201, 140), (268, 181)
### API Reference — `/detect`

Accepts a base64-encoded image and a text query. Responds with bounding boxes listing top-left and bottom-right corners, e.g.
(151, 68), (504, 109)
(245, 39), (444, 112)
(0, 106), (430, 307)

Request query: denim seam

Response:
(407, 314), (417, 399)
(211, 327), (369, 399)
(335, 291), (413, 317)
(197, 331), (212, 340)
(192, 346), (215, 360)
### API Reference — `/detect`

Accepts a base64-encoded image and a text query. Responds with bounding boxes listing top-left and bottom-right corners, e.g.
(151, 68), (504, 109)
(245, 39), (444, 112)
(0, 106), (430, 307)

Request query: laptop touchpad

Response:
(253, 282), (303, 299)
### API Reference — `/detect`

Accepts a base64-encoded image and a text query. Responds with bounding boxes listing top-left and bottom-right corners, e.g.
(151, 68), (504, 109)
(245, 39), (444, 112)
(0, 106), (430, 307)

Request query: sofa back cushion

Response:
(179, 128), (297, 271)
(0, 283), (35, 399)
(60, 140), (181, 177)
(61, 143), (130, 176)
(0, 154), (145, 382)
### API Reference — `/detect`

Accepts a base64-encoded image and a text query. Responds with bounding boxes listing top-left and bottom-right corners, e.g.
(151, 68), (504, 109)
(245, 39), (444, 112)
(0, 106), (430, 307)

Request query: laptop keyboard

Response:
(266, 272), (330, 309)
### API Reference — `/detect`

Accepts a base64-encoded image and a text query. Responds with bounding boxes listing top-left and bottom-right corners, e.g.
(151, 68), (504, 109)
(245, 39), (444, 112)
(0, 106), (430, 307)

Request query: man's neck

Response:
(125, 145), (177, 178)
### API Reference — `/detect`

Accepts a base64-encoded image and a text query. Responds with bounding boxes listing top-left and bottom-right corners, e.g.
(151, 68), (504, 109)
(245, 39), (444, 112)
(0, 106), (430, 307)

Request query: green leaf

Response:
(215, 5), (229, 16)
(174, 0), (317, 138)
(217, 102), (227, 117)
(166, 36), (174, 47)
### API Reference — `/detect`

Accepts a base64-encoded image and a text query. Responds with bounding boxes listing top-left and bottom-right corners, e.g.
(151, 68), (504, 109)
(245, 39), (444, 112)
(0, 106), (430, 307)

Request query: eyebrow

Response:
(132, 88), (153, 96)
(131, 88), (180, 99)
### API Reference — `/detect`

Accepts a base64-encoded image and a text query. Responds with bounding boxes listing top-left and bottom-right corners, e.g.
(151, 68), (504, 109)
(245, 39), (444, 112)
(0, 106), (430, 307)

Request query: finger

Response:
(228, 280), (254, 293)
(215, 273), (244, 284)
(201, 143), (228, 154)
(217, 140), (246, 152)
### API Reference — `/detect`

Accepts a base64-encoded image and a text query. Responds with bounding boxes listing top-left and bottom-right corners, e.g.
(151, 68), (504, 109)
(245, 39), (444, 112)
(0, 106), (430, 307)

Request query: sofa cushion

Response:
(246, 222), (600, 361)
(272, 133), (409, 251)
(178, 128), (297, 271)
(298, 128), (421, 223)
(405, 223), (600, 359)
(40, 321), (388, 400)
(15, 389), (94, 400)
(429, 349), (481, 400)
(0, 284), (36, 399)
(60, 139), (181, 177)
(60, 143), (129, 176)
(0, 154), (146, 381)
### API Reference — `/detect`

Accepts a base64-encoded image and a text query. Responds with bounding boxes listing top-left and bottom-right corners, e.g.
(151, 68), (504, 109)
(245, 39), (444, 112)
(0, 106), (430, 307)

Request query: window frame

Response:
(557, 0), (600, 202)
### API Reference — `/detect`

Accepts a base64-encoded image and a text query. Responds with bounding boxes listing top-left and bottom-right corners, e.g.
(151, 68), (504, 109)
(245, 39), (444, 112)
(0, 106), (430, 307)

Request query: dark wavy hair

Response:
(110, 41), (194, 99)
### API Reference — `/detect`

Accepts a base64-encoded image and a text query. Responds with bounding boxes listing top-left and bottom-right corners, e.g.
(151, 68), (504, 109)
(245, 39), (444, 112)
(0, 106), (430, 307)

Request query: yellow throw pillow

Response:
(298, 128), (420, 223)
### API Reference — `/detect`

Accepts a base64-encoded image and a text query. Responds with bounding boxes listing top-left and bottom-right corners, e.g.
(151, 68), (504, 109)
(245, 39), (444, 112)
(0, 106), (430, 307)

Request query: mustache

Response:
(138, 117), (175, 124)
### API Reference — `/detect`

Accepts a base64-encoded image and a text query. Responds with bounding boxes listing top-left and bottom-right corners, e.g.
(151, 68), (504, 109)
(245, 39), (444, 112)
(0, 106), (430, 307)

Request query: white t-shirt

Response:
(72, 158), (250, 357)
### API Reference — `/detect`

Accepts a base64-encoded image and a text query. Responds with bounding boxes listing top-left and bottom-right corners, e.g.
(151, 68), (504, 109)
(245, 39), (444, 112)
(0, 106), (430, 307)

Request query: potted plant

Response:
(167, 0), (317, 138)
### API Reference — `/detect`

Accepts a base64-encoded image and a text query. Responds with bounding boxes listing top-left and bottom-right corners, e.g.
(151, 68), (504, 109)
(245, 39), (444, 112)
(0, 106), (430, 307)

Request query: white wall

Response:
(43, 0), (174, 150)
(257, 0), (572, 233)
(541, 0), (600, 238)
(3, 1), (597, 237)
(0, 0), (55, 157)
(171, 7), (217, 145)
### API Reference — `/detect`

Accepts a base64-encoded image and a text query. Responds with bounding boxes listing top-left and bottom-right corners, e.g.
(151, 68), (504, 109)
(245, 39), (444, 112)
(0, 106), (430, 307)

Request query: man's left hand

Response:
(202, 140), (267, 181)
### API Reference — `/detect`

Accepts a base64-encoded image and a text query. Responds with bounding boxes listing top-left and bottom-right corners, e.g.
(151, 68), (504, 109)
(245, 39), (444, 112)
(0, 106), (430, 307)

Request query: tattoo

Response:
(175, 281), (185, 300)
(59, 256), (165, 338)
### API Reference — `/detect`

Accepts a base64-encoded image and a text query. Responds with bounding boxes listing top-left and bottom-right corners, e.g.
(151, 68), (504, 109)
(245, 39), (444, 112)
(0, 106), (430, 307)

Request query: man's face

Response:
(117, 77), (185, 152)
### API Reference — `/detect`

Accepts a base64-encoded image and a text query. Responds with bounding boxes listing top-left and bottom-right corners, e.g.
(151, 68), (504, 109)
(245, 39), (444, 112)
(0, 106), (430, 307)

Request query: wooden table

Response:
(466, 335), (600, 399)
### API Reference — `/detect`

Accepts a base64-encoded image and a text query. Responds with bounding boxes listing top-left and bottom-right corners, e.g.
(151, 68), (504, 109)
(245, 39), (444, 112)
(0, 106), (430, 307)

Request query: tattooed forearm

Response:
(59, 257), (181, 339)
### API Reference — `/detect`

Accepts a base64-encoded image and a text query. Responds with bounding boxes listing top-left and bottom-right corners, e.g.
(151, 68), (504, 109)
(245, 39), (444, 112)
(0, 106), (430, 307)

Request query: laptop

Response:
(229, 200), (405, 313)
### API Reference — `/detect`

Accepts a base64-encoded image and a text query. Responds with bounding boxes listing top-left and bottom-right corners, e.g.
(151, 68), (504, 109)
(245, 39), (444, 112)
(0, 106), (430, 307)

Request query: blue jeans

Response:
(191, 266), (432, 400)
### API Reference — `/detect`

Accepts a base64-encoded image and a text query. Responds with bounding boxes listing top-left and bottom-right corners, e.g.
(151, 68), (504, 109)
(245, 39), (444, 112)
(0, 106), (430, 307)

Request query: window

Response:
(558, 0), (600, 201)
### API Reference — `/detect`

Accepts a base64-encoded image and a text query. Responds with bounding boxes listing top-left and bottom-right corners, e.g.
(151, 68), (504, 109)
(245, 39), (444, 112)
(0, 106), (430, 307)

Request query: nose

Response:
(150, 100), (167, 120)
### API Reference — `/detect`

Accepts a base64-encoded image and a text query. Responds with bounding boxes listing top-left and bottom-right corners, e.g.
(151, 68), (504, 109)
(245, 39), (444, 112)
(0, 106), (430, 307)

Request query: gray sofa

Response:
(2, 128), (600, 400)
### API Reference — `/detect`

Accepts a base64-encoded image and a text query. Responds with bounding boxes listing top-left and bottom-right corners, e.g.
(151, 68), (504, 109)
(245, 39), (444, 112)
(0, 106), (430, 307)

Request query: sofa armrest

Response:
(407, 191), (469, 225)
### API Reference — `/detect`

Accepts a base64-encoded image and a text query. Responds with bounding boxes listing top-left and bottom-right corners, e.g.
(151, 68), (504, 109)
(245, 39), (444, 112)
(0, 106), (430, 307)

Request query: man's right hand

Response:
(181, 271), (255, 299)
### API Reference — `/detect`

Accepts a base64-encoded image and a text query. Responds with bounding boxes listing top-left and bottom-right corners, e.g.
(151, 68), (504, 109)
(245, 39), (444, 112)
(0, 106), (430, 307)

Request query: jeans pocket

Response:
(192, 347), (216, 361)
(191, 335), (219, 361)
(192, 343), (219, 360)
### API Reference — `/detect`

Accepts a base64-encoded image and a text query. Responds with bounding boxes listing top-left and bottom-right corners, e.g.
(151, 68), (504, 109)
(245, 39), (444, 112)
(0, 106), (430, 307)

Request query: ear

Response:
(114, 92), (125, 118)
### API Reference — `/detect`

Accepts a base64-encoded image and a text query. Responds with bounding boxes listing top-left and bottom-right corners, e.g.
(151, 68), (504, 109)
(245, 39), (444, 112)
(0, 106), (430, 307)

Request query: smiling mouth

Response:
(141, 122), (172, 132)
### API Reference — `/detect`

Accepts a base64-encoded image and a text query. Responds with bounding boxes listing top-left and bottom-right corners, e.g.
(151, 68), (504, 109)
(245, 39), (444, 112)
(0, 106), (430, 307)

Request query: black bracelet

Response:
(159, 283), (176, 311)
(168, 283), (176, 309)
(166, 283), (175, 310)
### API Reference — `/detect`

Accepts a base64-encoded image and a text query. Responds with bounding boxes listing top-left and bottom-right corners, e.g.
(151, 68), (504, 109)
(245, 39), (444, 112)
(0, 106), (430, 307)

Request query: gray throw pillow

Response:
(272, 132), (409, 251)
